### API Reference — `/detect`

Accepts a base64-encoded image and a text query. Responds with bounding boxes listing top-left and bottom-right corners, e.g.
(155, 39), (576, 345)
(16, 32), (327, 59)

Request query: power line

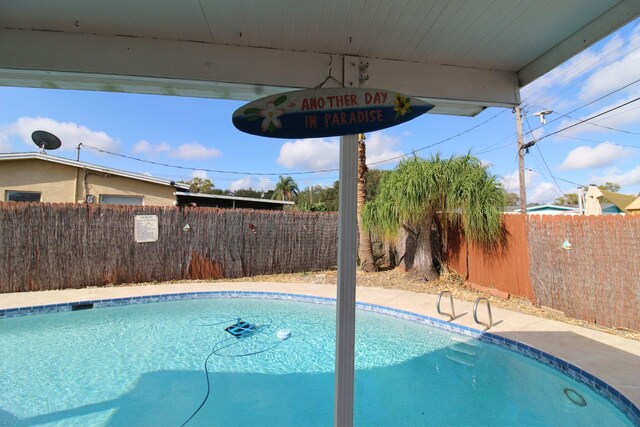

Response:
(531, 104), (640, 137)
(556, 134), (640, 149)
(82, 108), (507, 177)
(534, 94), (640, 143)
(534, 145), (564, 195)
(82, 144), (339, 176)
(524, 115), (564, 195)
(525, 168), (586, 188)
(502, 152), (519, 193)
(367, 109), (508, 166)
(524, 74), (640, 135)
(476, 75), (640, 158)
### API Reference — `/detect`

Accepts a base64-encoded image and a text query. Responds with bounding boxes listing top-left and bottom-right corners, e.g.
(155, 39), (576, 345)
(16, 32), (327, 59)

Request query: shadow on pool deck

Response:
(2, 340), (634, 427)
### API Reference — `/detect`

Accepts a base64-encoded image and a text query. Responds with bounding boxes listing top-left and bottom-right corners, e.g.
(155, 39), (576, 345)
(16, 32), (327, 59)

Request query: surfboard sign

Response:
(232, 88), (434, 139)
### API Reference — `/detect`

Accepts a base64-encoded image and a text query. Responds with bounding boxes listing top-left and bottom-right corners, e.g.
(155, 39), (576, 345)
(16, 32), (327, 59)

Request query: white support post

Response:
(334, 56), (360, 427)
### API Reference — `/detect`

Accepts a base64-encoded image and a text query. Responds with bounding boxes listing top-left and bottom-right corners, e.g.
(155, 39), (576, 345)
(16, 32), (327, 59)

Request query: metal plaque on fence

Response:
(134, 215), (158, 243)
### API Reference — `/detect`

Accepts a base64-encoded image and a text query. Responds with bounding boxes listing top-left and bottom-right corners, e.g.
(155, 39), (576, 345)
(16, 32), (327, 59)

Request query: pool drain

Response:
(563, 387), (587, 407)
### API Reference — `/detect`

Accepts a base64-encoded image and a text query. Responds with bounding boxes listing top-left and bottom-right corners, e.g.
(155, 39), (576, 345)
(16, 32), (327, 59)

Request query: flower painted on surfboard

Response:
(243, 95), (289, 133)
(393, 94), (412, 119)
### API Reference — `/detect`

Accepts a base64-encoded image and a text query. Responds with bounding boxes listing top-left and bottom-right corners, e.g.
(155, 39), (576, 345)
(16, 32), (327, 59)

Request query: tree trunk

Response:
(407, 213), (439, 281)
(357, 134), (377, 272)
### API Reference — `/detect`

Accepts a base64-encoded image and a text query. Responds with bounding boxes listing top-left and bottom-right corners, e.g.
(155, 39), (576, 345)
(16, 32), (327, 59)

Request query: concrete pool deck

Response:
(1, 281), (639, 410)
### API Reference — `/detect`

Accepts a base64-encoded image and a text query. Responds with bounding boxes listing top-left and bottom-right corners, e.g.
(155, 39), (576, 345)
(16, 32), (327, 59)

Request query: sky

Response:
(2, 20), (640, 204)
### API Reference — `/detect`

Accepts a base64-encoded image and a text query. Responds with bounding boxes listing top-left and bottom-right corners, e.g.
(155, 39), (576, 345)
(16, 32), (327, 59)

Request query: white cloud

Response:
(256, 177), (275, 192)
(501, 169), (539, 194)
(592, 165), (640, 187)
(133, 140), (170, 156)
(579, 47), (640, 101)
(480, 159), (492, 168)
(277, 138), (339, 169)
(529, 126), (545, 141)
(528, 182), (559, 204)
(521, 26), (640, 109)
(229, 177), (252, 192)
(559, 143), (633, 170)
(228, 177), (275, 192)
(169, 142), (222, 160)
(1, 116), (120, 153)
(364, 133), (403, 167)
(192, 170), (209, 179)
(276, 132), (403, 170)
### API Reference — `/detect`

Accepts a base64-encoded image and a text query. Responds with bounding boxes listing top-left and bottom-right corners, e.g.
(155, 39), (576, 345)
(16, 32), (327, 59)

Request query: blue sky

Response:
(2, 20), (640, 203)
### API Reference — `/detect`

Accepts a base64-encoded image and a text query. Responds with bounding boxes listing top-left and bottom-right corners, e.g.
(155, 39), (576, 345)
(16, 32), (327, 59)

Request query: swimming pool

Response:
(0, 293), (636, 426)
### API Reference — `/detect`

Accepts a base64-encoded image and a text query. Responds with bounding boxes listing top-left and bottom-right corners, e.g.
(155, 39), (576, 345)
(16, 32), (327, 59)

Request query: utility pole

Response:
(514, 106), (527, 214)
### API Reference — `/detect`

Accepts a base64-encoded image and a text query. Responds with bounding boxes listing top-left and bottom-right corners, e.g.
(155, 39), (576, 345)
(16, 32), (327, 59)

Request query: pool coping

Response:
(1, 287), (639, 425)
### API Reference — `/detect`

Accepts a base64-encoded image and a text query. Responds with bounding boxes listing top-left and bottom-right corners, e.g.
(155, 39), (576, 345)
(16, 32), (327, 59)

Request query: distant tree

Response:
(598, 182), (621, 193)
(554, 193), (579, 206)
(503, 191), (519, 206)
(272, 176), (299, 201)
(555, 182), (622, 207)
(323, 181), (340, 211)
(295, 182), (340, 211)
(234, 188), (273, 199)
(299, 201), (328, 211)
(181, 177), (216, 194)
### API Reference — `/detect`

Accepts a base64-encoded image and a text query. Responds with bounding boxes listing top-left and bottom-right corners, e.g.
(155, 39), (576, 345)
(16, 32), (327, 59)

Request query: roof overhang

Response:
(175, 191), (295, 206)
(0, 152), (190, 190)
(2, 1), (639, 116)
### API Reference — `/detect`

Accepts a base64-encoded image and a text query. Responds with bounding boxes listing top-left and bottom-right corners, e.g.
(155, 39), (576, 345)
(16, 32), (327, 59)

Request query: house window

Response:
(6, 191), (42, 202)
(100, 195), (144, 205)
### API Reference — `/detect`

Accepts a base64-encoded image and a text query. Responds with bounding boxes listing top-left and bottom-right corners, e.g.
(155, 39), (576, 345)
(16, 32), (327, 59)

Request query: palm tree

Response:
(272, 176), (299, 201)
(362, 154), (506, 280)
(357, 134), (377, 272)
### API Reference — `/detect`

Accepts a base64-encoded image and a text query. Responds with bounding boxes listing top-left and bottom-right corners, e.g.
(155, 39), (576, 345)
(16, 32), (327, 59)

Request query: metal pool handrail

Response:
(436, 290), (456, 320)
(473, 297), (493, 329)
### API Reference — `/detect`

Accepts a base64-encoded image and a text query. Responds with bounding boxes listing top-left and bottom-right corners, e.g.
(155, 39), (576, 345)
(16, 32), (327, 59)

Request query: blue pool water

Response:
(0, 297), (633, 426)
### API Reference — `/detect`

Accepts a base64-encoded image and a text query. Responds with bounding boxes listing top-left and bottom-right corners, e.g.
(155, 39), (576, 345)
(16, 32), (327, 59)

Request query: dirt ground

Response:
(223, 268), (640, 341)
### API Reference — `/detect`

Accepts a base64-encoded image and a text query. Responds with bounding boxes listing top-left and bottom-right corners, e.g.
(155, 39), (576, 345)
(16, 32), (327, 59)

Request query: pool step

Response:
(446, 340), (481, 368)
(450, 342), (476, 356)
(446, 352), (475, 367)
(451, 335), (479, 346)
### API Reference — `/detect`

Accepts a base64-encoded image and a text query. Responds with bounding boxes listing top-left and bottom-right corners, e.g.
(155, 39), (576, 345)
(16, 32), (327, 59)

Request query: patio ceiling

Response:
(2, 1), (640, 116)
(2, 2), (640, 426)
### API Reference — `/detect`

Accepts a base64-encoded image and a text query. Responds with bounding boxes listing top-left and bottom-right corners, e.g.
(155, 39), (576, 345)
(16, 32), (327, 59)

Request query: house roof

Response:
(510, 204), (579, 213)
(0, 152), (190, 190)
(2, 1), (639, 116)
(627, 196), (640, 211)
(599, 189), (637, 214)
(174, 191), (294, 206)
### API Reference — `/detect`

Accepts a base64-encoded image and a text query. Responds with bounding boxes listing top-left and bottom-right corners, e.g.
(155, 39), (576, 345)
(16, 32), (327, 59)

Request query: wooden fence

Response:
(445, 214), (533, 300)
(445, 213), (640, 331)
(528, 214), (640, 331)
(2, 202), (638, 331)
(0, 203), (338, 293)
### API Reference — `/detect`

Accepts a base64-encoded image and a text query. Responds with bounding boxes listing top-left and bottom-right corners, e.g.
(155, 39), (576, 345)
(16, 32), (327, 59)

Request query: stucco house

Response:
(0, 152), (189, 206)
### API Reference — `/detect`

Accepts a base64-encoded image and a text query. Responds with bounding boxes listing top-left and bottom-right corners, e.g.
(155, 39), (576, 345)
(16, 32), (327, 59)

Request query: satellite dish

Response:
(31, 130), (62, 152)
